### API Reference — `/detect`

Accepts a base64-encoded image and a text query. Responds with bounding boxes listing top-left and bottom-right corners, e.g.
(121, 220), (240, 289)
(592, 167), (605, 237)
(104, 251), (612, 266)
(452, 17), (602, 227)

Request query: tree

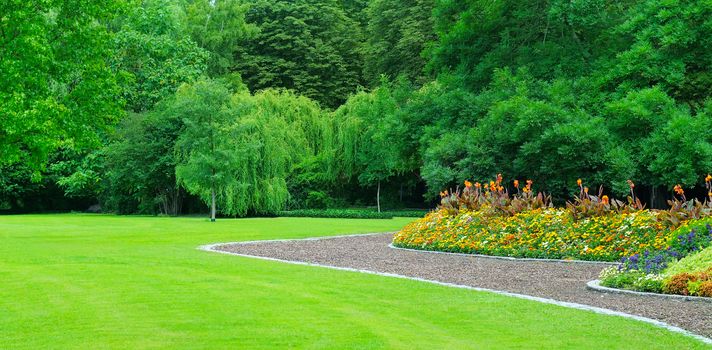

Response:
(427, 0), (629, 90)
(233, 0), (365, 108)
(111, 0), (209, 113)
(99, 107), (186, 215)
(334, 78), (410, 211)
(0, 0), (125, 172)
(185, 0), (256, 76)
(602, 0), (712, 110)
(364, 0), (436, 85)
(175, 79), (237, 221)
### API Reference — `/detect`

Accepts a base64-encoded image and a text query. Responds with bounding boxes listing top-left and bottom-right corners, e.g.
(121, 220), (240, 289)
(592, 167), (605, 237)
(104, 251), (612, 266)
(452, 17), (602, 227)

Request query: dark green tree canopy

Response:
(364, 0), (436, 85)
(234, 0), (365, 108)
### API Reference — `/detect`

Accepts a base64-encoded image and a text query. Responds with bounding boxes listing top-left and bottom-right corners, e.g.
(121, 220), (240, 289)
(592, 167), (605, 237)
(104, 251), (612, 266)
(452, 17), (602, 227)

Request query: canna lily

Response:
(513, 180), (519, 188)
(706, 174), (712, 183)
(475, 182), (481, 189)
(584, 187), (589, 194)
(464, 180), (473, 188)
(674, 184), (684, 196)
(601, 195), (609, 205)
(577, 179), (582, 187)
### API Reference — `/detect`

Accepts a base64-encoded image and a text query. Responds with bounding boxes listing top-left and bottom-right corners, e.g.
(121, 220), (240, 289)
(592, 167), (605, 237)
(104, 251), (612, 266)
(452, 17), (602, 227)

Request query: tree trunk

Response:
(377, 180), (381, 213)
(210, 186), (216, 222)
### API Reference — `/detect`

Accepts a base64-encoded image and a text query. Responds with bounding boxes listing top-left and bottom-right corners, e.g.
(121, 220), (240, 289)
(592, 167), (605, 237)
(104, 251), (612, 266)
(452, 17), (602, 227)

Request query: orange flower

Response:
(706, 174), (712, 182)
(584, 187), (589, 194)
(496, 173), (503, 184)
(674, 184), (684, 196)
(464, 180), (472, 188)
(627, 180), (635, 189)
(497, 186), (504, 192)
(708, 191), (712, 197)
(576, 179), (582, 186)
(601, 195), (609, 205)
(474, 182), (481, 189)
(513, 180), (519, 188)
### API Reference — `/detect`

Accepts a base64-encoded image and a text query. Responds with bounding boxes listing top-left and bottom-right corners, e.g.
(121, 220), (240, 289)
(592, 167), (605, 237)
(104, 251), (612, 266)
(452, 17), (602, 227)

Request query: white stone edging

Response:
(587, 279), (712, 304)
(388, 243), (617, 265)
(197, 233), (711, 345)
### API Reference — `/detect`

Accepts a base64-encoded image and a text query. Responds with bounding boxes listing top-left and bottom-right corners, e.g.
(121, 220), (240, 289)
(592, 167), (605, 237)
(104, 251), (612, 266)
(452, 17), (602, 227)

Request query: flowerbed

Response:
(393, 207), (671, 261)
(393, 174), (712, 262)
(599, 219), (712, 297)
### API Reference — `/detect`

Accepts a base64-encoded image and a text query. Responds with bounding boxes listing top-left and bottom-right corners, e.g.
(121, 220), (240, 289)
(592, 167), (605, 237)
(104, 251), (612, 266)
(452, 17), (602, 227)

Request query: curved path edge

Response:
(198, 233), (712, 345)
(587, 279), (712, 303)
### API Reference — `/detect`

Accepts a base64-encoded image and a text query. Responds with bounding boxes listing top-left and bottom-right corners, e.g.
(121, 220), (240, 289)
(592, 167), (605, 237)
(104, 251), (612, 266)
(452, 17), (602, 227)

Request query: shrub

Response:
(634, 274), (664, 293)
(698, 281), (712, 297)
(279, 209), (395, 219)
(662, 273), (696, 295)
(278, 208), (427, 219)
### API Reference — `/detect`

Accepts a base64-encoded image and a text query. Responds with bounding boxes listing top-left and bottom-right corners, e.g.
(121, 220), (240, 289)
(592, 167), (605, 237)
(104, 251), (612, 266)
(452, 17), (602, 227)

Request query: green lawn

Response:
(0, 214), (709, 349)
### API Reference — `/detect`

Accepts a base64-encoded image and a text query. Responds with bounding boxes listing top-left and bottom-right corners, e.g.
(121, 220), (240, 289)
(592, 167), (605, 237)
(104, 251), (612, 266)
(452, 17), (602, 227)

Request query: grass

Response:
(0, 214), (709, 349)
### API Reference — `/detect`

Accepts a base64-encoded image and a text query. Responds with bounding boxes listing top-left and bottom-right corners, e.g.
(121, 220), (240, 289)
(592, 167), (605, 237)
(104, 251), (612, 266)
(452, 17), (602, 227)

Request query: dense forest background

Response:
(2, 0), (711, 215)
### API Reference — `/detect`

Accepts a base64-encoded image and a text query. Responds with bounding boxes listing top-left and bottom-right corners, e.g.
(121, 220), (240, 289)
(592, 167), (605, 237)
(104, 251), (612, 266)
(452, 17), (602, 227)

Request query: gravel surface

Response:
(214, 232), (712, 338)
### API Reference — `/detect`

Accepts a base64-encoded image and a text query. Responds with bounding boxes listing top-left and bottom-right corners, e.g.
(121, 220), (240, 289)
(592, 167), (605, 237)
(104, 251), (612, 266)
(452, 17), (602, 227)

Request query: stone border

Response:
(199, 233), (711, 345)
(389, 243), (617, 265)
(587, 279), (712, 303)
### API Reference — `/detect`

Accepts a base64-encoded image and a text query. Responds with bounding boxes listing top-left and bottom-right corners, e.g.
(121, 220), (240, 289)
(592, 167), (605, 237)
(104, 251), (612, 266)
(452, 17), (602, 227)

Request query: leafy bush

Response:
(278, 208), (427, 219)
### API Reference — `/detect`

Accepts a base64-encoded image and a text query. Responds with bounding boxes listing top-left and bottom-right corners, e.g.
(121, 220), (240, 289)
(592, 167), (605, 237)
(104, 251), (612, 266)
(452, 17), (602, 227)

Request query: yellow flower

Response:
(577, 179), (582, 186)
(601, 195), (609, 205)
(464, 180), (472, 188)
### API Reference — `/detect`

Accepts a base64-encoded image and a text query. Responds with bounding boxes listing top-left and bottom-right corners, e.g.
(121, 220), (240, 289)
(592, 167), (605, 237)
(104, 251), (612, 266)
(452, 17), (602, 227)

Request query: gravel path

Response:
(213, 232), (712, 338)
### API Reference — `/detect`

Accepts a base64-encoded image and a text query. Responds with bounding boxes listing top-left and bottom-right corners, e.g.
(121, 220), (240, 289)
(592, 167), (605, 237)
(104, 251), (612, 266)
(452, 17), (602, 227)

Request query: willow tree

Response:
(175, 82), (334, 217)
(333, 79), (408, 211)
(174, 79), (237, 221)
(218, 89), (334, 216)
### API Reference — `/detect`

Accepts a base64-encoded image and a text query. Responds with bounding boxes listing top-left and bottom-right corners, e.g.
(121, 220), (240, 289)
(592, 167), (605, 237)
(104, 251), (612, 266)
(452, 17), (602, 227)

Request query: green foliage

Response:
(334, 78), (411, 185)
(604, 0), (712, 109)
(101, 106), (186, 215)
(233, 0), (365, 108)
(0, 0), (126, 171)
(185, 0), (256, 76)
(174, 79), (241, 215)
(363, 0), (435, 84)
(278, 208), (427, 219)
(111, 0), (209, 112)
(174, 79), (336, 216)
